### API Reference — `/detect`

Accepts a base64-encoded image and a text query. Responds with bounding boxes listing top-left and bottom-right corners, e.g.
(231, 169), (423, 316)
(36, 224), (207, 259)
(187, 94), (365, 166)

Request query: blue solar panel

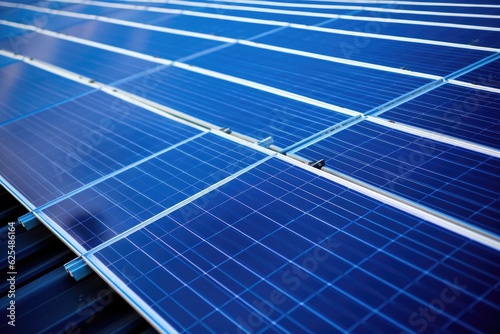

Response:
(55, 19), (224, 60)
(1, 1), (499, 332)
(297, 121), (500, 235)
(0, 24), (32, 41)
(0, 61), (91, 124)
(1, 7), (89, 32)
(114, 12), (277, 39)
(0, 29), (156, 83)
(323, 20), (500, 48)
(360, 11), (500, 28)
(187, 44), (431, 112)
(191, 7), (326, 25)
(59, 3), (121, 15)
(377, 4), (500, 14)
(381, 83), (500, 149)
(457, 59), (500, 89)
(117, 66), (350, 147)
(0, 55), (16, 68)
(85, 158), (500, 333)
(0, 90), (200, 208)
(39, 133), (269, 252)
(256, 28), (493, 76)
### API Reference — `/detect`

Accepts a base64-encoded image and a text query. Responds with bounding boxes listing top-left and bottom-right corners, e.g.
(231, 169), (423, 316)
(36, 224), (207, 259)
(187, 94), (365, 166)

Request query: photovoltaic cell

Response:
(108, 13), (278, 39)
(117, 66), (350, 148)
(0, 1), (499, 332)
(0, 90), (200, 207)
(381, 83), (500, 149)
(0, 61), (91, 124)
(355, 11), (500, 28)
(0, 28), (157, 83)
(0, 7), (90, 33)
(57, 3), (121, 16)
(0, 55), (16, 68)
(40, 133), (268, 252)
(297, 121), (500, 235)
(192, 7), (327, 25)
(378, 4), (500, 14)
(55, 19), (225, 61)
(255, 27), (494, 77)
(187, 43), (431, 113)
(86, 158), (500, 333)
(323, 20), (500, 48)
(456, 59), (500, 89)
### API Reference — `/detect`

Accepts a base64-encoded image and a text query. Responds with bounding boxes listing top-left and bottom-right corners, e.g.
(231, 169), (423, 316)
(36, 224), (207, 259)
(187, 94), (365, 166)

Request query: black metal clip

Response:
(308, 159), (325, 169)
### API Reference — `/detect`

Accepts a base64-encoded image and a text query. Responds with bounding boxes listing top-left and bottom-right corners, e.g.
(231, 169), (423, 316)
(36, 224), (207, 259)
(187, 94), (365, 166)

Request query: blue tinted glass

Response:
(0, 91), (200, 207)
(89, 158), (500, 333)
(41, 134), (267, 251)
(297, 121), (500, 235)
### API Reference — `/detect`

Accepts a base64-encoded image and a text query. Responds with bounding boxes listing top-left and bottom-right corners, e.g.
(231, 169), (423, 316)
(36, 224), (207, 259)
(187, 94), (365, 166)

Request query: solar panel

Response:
(381, 83), (500, 148)
(296, 120), (500, 235)
(0, 60), (91, 124)
(0, 90), (201, 208)
(256, 28), (494, 76)
(185, 44), (432, 112)
(322, 17), (500, 48)
(84, 158), (500, 333)
(457, 59), (500, 89)
(116, 65), (351, 147)
(0, 0), (499, 332)
(0, 28), (157, 83)
(58, 19), (225, 60)
(38, 133), (269, 253)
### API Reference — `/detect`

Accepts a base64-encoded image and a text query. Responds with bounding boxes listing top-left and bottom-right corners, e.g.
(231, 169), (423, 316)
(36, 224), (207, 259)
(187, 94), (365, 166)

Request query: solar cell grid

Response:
(187, 43), (432, 112)
(456, 59), (500, 89)
(323, 19), (500, 48)
(354, 11), (500, 28)
(186, 6), (327, 25)
(39, 133), (269, 252)
(381, 83), (500, 149)
(86, 158), (500, 333)
(0, 54), (16, 67)
(112, 12), (277, 39)
(255, 27), (494, 76)
(116, 65), (351, 147)
(0, 61), (91, 124)
(0, 28), (158, 83)
(0, 7), (90, 32)
(297, 121), (500, 235)
(0, 90), (201, 207)
(55, 19), (225, 60)
(59, 3), (121, 16)
(0, 0), (499, 332)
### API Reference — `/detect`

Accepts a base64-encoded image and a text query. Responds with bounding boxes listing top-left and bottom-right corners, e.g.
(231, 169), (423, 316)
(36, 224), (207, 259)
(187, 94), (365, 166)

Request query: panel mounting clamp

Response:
(258, 136), (274, 148)
(308, 159), (326, 169)
(18, 212), (40, 230)
(65, 258), (93, 281)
